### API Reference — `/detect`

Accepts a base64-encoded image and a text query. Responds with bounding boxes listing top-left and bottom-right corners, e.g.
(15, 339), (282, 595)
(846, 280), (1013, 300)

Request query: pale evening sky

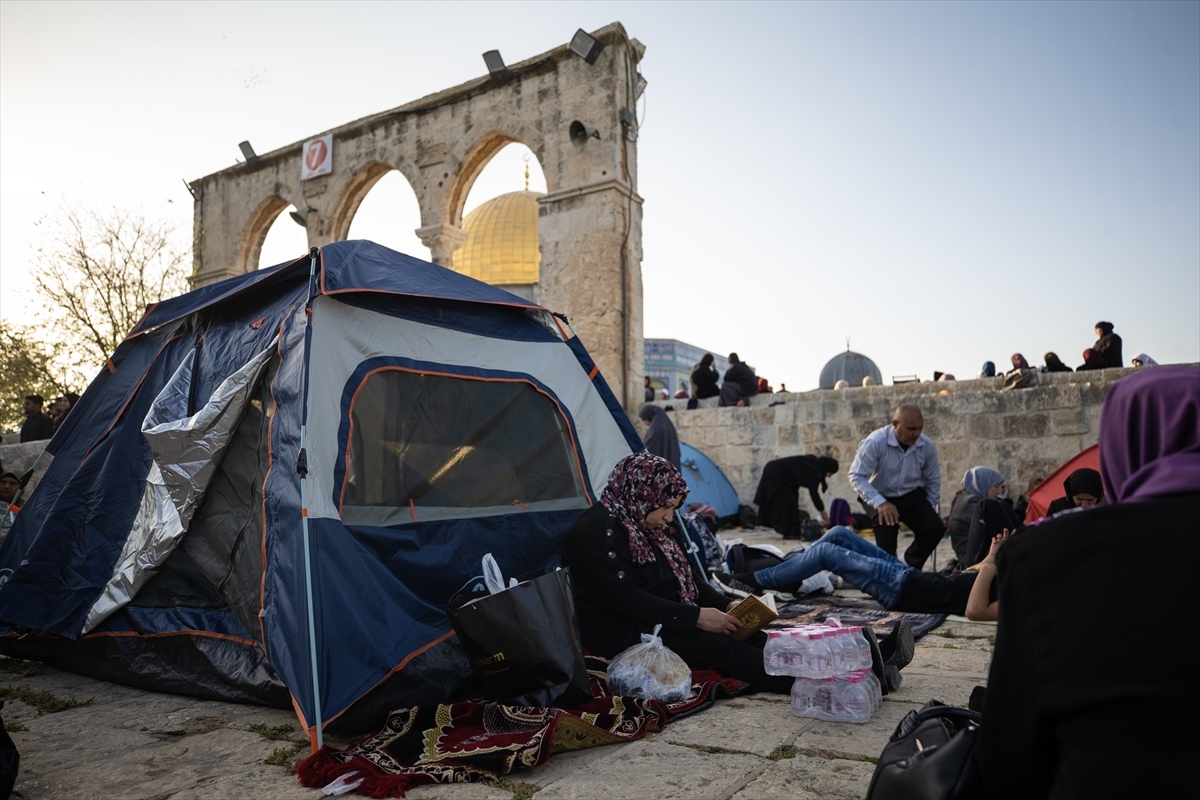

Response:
(1, 1), (1197, 391)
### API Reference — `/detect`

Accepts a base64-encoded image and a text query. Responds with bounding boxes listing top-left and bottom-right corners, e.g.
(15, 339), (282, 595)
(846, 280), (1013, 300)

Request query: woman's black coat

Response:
(561, 503), (728, 658)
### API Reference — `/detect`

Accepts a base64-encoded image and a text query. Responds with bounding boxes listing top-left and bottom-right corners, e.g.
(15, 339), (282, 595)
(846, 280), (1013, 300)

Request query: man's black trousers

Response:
(859, 487), (945, 568)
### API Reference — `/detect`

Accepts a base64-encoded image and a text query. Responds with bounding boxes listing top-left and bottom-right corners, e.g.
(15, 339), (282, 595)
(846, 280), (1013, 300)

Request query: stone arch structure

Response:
(189, 23), (645, 408)
(239, 195), (292, 274)
(447, 132), (523, 225)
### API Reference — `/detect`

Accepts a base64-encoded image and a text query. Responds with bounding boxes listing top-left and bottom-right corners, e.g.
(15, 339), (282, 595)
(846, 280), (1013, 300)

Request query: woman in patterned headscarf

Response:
(562, 452), (793, 693)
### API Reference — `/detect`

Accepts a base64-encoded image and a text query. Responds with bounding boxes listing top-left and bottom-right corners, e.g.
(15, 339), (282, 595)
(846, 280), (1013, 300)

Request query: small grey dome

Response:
(820, 350), (882, 389)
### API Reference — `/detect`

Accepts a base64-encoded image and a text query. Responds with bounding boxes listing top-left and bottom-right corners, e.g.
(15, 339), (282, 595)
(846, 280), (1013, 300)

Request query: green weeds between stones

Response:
(247, 722), (299, 741)
(768, 744), (796, 760)
(0, 656), (41, 677)
(264, 745), (304, 768)
(0, 685), (93, 713)
(483, 776), (541, 800)
(248, 722), (308, 770)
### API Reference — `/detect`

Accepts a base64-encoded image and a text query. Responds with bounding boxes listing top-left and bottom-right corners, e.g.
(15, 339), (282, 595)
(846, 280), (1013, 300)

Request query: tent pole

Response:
(298, 246), (323, 751)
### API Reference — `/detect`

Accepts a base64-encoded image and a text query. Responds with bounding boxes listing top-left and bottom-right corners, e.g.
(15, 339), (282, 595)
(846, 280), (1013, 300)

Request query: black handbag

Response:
(865, 700), (983, 800)
(446, 566), (592, 708)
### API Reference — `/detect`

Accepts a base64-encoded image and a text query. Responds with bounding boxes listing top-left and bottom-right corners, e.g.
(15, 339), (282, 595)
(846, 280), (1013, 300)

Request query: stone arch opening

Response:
(447, 133), (519, 227)
(240, 196), (295, 273)
(462, 142), (548, 215)
(257, 202), (309, 270)
(333, 162), (429, 259)
(452, 141), (548, 301)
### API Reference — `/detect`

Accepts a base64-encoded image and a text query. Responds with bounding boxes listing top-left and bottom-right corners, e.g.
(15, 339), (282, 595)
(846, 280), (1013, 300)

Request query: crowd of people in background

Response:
(15, 392), (78, 443)
(976, 320), (1160, 380)
(645, 320), (1161, 404)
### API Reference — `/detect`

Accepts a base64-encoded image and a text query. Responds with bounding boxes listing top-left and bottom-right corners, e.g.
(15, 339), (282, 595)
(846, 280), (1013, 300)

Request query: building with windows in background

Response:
(644, 340), (729, 397)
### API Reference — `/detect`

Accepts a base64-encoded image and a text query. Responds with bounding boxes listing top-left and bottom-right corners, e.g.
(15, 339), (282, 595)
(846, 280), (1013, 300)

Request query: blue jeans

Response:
(753, 527), (912, 609)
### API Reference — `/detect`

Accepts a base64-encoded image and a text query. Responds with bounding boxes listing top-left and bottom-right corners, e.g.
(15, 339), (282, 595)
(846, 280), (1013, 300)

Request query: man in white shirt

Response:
(848, 404), (945, 568)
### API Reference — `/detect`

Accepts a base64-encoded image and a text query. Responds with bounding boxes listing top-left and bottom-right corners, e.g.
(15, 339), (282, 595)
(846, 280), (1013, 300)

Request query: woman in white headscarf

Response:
(947, 466), (1006, 565)
(1131, 353), (1159, 367)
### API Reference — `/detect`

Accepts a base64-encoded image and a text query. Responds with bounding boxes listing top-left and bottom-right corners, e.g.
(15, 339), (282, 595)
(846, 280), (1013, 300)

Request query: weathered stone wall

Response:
(642, 368), (1143, 514)
(188, 23), (647, 410)
(0, 440), (51, 498)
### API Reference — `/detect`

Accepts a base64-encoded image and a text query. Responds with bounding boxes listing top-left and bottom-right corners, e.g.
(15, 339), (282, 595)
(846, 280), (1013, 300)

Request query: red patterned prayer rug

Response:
(297, 656), (748, 798)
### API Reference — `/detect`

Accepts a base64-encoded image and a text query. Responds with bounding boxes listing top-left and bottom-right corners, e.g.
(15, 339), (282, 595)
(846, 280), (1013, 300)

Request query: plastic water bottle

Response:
(820, 631), (843, 673)
(864, 671), (883, 714)
(848, 627), (874, 669)
(806, 633), (835, 676)
(810, 677), (837, 720)
(790, 676), (812, 716)
(764, 631), (784, 673)
(840, 674), (873, 723)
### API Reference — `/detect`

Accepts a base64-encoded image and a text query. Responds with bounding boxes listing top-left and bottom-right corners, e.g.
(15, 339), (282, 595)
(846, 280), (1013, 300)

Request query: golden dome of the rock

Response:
(455, 190), (543, 285)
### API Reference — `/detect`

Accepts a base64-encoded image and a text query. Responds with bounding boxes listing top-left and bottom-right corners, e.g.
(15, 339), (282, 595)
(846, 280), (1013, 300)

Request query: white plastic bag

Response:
(607, 624), (694, 702)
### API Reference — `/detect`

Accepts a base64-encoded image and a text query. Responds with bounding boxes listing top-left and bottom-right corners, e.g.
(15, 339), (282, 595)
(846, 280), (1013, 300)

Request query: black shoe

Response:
(711, 571), (760, 598)
(880, 620), (915, 671)
(859, 626), (890, 696)
(882, 664), (902, 693)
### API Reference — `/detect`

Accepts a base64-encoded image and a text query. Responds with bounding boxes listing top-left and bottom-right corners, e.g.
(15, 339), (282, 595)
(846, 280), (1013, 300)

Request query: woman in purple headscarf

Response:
(562, 452), (793, 693)
(1008, 353), (1031, 374)
(977, 366), (1200, 799)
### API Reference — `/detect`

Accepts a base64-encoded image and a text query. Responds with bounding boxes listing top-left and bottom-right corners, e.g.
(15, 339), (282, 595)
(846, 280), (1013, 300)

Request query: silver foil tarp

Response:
(82, 339), (277, 634)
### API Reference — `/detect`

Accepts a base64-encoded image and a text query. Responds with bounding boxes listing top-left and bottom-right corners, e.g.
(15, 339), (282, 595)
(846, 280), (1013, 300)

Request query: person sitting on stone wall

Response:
(979, 361), (997, 378)
(1006, 354), (1031, 376)
(1042, 352), (1073, 373)
(1077, 348), (1107, 371)
(1131, 353), (1158, 367)
(690, 354), (720, 400)
(1092, 320), (1123, 367)
(719, 353), (758, 407)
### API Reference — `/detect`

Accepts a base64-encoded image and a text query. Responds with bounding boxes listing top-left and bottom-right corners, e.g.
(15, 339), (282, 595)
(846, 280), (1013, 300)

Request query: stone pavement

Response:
(3, 533), (992, 799)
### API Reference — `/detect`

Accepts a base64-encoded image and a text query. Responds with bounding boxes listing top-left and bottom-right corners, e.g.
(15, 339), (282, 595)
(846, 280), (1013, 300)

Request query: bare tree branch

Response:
(32, 205), (190, 373)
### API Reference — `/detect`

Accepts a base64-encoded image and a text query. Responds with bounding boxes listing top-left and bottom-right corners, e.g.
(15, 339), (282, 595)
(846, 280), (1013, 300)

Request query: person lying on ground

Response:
(714, 527), (994, 618)
(1043, 467), (1104, 517)
(964, 530), (1010, 622)
(562, 452), (794, 693)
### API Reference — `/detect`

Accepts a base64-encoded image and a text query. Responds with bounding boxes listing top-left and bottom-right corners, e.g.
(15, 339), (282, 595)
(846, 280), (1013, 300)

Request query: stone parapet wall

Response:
(0, 440), (51, 497)
(643, 367), (1146, 515)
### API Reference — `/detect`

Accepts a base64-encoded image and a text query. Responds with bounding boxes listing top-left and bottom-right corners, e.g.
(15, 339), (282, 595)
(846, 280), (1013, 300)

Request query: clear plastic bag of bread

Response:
(606, 624), (694, 702)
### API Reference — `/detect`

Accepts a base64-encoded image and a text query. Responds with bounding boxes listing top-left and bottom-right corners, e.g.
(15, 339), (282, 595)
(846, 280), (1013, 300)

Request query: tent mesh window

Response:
(342, 369), (586, 516)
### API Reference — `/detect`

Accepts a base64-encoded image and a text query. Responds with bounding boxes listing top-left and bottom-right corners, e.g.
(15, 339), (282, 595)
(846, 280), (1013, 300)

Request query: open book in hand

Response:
(728, 593), (778, 642)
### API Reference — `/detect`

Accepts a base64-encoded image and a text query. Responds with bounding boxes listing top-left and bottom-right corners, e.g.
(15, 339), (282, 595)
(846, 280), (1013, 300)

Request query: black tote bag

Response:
(865, 700), (983, 800)
(446, 567), (592, 708)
